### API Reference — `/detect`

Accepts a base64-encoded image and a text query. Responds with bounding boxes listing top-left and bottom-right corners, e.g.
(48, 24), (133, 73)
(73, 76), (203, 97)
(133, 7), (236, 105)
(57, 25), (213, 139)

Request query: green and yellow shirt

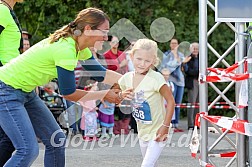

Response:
(0, 37), (92, 92)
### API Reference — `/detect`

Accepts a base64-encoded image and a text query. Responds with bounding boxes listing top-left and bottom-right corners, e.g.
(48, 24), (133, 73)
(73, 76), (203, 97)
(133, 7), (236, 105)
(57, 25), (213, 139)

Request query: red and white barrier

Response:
(200, 58), (250, 83)
(199, 159), (215, 167)
(179, 102), (235, 105)
(238, 79), (248, 108)
(192, 58), (249, 167)
(199, 114), (252, 136)
(189, 126), (200, 158)
(190, 113), (248, 160)
(175, 104), (233, 109)
(209, 151), (236, 158)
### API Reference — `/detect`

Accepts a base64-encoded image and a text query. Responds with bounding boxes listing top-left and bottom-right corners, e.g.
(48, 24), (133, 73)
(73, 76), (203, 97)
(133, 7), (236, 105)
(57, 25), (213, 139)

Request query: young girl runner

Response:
(118, 39), (175, 167)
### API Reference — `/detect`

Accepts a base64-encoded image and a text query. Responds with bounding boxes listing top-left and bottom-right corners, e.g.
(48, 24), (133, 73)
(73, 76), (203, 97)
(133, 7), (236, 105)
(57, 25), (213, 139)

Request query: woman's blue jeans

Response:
(0, 81), (66, 167)
(171, 84), (184, 126)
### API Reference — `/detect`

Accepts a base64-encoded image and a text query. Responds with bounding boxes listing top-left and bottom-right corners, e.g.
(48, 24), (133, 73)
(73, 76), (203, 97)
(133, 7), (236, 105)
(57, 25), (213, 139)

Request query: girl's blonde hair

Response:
(131, 38), (159, 65)
(49, 7), (109, 43)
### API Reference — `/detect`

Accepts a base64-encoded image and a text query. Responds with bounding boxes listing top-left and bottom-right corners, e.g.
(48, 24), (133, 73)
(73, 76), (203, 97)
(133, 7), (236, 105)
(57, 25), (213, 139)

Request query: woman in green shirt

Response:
(0, 7), (131, 167)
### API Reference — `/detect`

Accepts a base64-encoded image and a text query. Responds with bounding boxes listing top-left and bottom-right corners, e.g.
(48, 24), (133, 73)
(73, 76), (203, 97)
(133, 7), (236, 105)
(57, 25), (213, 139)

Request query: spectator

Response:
(22, 38), (30, 53)
(104, 36), (128, 74)
(183, 42), (199, 130)
(80, 81), (99, 141)
(21, 30), (32, 53)
(22, 30), (32, 39)
(0, 0), (22, 65)
(0, 0), (24, 166)
(160, 37), (190, 132)
(98, 84), (116, 138)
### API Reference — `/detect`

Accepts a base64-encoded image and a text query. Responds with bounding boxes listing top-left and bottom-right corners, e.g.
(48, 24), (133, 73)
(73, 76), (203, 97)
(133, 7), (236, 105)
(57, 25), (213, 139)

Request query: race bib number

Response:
(133, 101), (152, 124)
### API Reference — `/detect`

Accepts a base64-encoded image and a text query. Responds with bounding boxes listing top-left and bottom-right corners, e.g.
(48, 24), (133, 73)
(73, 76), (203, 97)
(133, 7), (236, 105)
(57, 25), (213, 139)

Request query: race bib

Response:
(133, 101), (152, 124)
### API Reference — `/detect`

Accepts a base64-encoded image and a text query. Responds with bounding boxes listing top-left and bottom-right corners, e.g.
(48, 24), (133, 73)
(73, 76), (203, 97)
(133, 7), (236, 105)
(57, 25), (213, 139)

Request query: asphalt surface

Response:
(32, 119), (237, 167)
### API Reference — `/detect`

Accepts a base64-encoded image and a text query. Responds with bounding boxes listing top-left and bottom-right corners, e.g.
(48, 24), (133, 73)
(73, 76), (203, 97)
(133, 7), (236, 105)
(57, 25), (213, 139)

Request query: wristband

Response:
(162, 124), (170, 128)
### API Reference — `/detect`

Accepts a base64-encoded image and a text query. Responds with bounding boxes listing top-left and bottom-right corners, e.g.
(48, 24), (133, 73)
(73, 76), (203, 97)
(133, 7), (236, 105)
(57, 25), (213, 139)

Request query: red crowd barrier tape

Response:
(203, 115), (249, 136)
(205, 73), (249, 82)
(179, 102), (235, 105)
(199, 159), (215, 167)
(189, 126), (200, 158)
(208, 58), (246, 75)
(200, 58), (249, 82)
(209, 151), (236, 158)
(195, 113), (252, 136)
(175, 104), (233, 109)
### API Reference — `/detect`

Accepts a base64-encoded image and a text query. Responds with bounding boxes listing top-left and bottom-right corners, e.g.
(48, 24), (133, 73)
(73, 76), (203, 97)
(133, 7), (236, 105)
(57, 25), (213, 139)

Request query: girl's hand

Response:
(154, 125), (170, 142)
(120, 88), (134, 100)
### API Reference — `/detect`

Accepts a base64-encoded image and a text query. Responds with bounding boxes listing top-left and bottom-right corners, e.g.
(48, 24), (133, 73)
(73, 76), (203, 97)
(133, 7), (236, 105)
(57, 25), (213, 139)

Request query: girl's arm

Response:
(155, 84), (175, 142)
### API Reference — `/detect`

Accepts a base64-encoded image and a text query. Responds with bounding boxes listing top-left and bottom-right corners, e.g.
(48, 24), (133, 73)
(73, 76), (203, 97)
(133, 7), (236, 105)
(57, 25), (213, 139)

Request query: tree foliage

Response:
(15, 0), (237, 115)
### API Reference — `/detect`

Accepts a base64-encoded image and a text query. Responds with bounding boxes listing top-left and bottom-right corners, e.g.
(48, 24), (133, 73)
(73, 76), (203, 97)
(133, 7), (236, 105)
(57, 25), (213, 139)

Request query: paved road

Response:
(32, 119), (237, 167)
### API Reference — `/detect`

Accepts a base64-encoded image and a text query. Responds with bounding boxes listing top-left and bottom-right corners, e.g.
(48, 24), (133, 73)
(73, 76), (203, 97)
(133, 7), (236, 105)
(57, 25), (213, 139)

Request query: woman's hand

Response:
(154, 125), (170, 142)
(103, 88), (133, 104)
